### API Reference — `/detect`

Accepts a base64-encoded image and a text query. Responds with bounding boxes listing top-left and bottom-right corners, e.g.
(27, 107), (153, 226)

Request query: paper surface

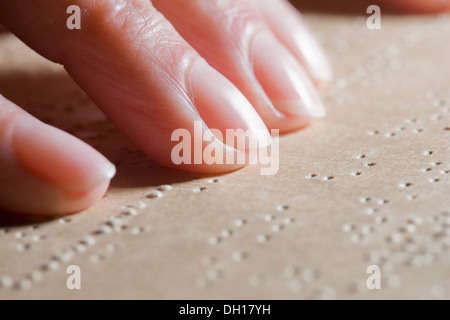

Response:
(0, 13), (450, 299)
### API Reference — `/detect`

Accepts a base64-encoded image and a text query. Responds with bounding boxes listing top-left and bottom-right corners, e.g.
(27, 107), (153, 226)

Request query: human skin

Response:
(0, 0), (448, 215)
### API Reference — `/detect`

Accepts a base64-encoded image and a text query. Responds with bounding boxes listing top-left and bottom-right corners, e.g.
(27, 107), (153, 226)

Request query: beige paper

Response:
(0, 13), (450, 299)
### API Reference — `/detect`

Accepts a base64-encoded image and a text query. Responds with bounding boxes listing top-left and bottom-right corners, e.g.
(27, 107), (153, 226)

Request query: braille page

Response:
(0, 14), (449, 299)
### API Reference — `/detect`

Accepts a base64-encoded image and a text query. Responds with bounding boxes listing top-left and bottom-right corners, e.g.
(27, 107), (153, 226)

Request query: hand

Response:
(0, 0), (448, 216)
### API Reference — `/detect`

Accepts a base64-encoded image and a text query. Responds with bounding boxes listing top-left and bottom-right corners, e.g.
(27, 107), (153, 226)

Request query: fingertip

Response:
(12, 117), (116, 194)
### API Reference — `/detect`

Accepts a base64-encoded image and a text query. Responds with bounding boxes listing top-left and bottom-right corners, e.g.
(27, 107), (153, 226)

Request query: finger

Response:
(153, 0), (327, 133)
(380, 0), (450, 13)
(0, 0), (270, 173)
(259, 0), (332, 85)
(290, 0), (450, 14)
(0, 94), (115, 215)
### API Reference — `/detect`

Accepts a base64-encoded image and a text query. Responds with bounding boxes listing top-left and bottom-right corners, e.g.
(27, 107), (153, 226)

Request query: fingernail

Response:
(284, 19), (332, 84)
(252, 33), (326, 118)
(190, 58), (271, 149)
(13, 118), (116, 193)
(260, 0), (332, 84)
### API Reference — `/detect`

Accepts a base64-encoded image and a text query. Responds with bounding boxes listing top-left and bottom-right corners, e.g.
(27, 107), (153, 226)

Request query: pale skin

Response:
(0, 0), (448, 215)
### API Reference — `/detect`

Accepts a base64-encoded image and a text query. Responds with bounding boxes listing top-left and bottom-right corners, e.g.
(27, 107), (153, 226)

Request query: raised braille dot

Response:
(93, 225), (112, 235)
(202, 257), (216, 266)
(14, 231), (25, 239)
(399, 182), (413, 188)
(156, 185), (172, 192)
(221, 230), (232, 238)
(272, 225), (283, 232)
(375, 216), (387, 224)
(257, 234), (269, 243)
(31, 235), (45, 242)
(302, 269), (318, 282)
(351, 234), (362, 243)
(206, 268), (221, 281)
(80, 236), (96, 246)
(16, 243), (31, 251)
(413, 217), (424, 225)
(120, 208), (138, 216)
(209, 237), (220, 245)
(232, 251), (245, 262)
(283, 218), (294, 225)
(314, 286), (336, 300)
(106, 243), (120, 252)
(42, 260), (60, 271)
(423, 254), (435, 265)
(385, 132), (396, 137)
(53, 249), (74, 262)
(342, 224), (354, 232)
(283, 266), (298, 279)
(410, 255), (424, 267)
(131, 227), (148, 235)
(360, 197), (371, 203)
(361, 226), (373, 235)
(89, 254), (104, 264)
(405, 243), (418, 253)
(366, 251), (382, 264)
(249, 274), (264, 287)
(73, 243), (86, 253)
(0, 276), (13, 288)
(104, 217), (123, 228)
(17, 279), (32, 290)
(431, 114), (442, 120)
(388, 233), (403, 244)
(146, 190), (163, 199)
(276, 205), (289, 211)
(430, 286), (447, 299)
(432, 99), (445, 107)
(59, 217), (72, 224)
(235, 219), (246, 227)
(193, 187), (207, 192)
(29, 271), (43, 282)
(128, 201), (146, 209)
